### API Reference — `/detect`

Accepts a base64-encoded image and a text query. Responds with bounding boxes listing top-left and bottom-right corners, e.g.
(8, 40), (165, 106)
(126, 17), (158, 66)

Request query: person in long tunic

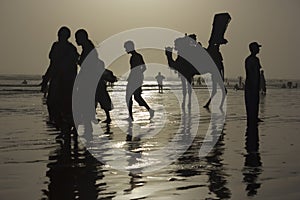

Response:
(41, 26), (79, 128)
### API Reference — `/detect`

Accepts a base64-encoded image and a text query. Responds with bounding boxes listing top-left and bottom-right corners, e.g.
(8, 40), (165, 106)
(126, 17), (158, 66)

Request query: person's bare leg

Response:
(103, 110), (111, 123)
(181, 76), (187, 109)
(187, 77), (193, 109)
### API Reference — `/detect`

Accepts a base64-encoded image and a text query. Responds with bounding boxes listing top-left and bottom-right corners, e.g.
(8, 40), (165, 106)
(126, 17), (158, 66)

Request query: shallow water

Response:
(0, 84), (300, 200)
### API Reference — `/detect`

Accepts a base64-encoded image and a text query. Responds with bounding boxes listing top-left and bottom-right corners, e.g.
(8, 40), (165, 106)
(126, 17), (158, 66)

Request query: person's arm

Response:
(77, 50), (86, 66)
(41, 43), (57, 91)
(257, 57), (262, 70)
(138, 55), (147, 72)
(102, 69), (117, 83)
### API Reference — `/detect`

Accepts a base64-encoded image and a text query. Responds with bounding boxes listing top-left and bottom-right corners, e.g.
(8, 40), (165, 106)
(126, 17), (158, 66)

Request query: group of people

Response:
(41, 27), (117, 130)
(41, 27), (156, 131)
(41, 23), (264, 131)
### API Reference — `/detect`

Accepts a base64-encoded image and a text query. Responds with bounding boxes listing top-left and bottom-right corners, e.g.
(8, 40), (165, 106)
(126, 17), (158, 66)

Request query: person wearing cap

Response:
(245, 42), (263, 124)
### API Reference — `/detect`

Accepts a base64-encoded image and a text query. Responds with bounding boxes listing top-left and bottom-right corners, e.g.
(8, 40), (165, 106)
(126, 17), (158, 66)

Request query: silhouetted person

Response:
(40, 75), (48, 98)
(197, 77), (202, 86)
(245, 42), (263, 124)
(75, 29), (117, 123)
(204, 13), (231, 108)
(41, 26), (79, 129)
(238, 76), (244, 89)
(260, 70), (266, 95)
(155, 72), (165, 93)
(124, 40), (154, 121)
(243, 124), (262, 197)
(207, 44), (225, 80)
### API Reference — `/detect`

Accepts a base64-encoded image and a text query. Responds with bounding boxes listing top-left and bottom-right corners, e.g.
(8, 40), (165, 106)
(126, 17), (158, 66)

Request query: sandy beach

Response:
(0, 80), (300, 200)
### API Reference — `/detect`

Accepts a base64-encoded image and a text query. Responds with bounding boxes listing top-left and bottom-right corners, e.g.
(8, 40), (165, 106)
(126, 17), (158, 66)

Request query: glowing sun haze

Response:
(0, 0), (299, 79)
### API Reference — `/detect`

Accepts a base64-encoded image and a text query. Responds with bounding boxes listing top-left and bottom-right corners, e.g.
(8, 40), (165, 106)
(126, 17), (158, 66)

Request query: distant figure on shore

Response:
(75, 29), (117, 123)
(22, 80), (28, 84)
(260, 70), (266, 95)
(124, 40), (154, 121)
(155, 72), (165, 93)
(41, 26), (79, 128)
(245, 42), (263, 124)
(40, 75), (48, 98)
(287, 81), (293, 89)
(281, 83), (287, 88)
(196, 77), (202, 86)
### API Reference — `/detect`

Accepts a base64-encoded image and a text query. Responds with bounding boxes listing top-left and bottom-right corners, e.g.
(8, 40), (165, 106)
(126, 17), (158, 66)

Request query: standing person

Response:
(245, 42), (263, 124)
(41, 26), (79, 128)
(124, 40), (154, 121)
(75, 29), (117, 123)
(155, 72), (165, 93)
(260, 70), (266, 95)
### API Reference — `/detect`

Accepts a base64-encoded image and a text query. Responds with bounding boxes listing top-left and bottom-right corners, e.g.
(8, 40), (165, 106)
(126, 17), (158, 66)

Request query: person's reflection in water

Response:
(175, 108), (200, 177)
(205, 120), (231, 199)
(43, 128), (113, 200)
(124, 121), (146, 194)
(243, 124), (262, 197)
(103, 123), (114, 140)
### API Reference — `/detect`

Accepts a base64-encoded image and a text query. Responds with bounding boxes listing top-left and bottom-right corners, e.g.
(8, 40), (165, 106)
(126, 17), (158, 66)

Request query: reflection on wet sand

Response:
(43, 126), (116, 200)
(124, 122), (147, 194)
(173, 108), (231, 199)
(243, 124), (262, 197)
(43, 106), (234, 199)
(205, 123), (231, 199)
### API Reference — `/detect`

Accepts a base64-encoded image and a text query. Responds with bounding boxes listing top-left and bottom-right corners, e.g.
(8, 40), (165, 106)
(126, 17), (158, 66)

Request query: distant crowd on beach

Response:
(40, 13), (267, 133)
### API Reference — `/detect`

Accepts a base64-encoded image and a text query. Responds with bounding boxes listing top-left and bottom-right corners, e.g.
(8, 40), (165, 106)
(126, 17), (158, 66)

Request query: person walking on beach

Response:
(75, 29), (117, 123)
(124, 40), (154, 121)
(155, 72), (165, 93)
(260, 70), (266, 95)
(245, 42), (263, 124)
(41, 26), (79, 128)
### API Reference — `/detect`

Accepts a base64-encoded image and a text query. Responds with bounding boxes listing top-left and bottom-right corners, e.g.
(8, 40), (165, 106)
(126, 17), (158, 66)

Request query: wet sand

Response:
(0, 87), (300, 199)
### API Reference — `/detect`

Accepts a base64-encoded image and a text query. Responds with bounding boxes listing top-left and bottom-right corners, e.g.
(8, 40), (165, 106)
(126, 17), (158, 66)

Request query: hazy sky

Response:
(0, 0), (299, 79)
